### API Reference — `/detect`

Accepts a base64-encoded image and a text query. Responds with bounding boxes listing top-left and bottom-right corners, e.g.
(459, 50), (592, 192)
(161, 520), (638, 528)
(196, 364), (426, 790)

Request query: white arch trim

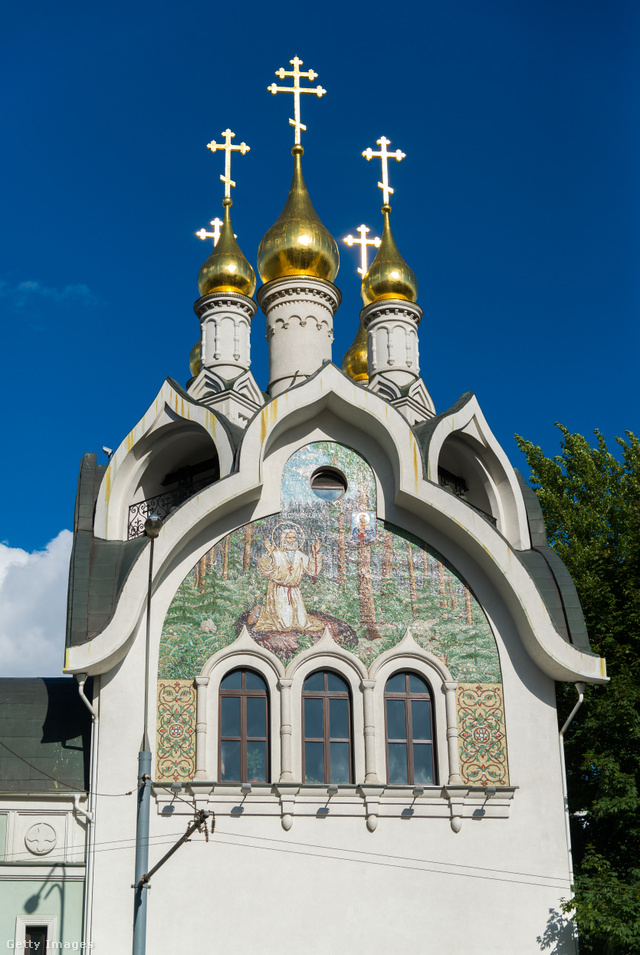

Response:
(66, 363), (606, 685)
(198, 626), (286, 681)
(424, 392), (530, 550)
(194, 627), (284, 783)
(368, 628), (461, 786)
(94, 378), (236, 540)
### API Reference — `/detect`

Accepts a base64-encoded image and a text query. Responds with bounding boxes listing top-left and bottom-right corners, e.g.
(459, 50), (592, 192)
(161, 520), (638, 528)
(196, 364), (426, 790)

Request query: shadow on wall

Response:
(536, 908), (576, 953)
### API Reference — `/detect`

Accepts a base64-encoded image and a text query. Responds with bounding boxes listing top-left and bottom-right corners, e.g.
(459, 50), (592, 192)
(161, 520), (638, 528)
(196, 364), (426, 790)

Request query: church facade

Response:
(5, 59), (607, 953)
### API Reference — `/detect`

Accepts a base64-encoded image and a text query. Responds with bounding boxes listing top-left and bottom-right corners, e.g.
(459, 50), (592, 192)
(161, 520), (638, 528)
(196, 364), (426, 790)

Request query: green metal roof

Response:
(0, 678), (92, 792)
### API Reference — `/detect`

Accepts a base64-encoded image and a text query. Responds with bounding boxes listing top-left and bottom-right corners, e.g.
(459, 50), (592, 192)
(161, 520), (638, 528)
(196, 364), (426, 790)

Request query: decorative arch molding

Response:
(285, 629), (367, 784)
(67, 364), (606, 685)
(368, 629), (461, 786)
(421, 392), (530, 550)
(198, 626), (285, 682)
(285, 628), (368, 683)
(94, 378), (236, 540)
(193, 628), (284, 782)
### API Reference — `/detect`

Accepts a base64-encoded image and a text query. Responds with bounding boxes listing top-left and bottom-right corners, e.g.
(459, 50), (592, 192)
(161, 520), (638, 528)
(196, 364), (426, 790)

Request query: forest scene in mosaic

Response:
(457, 683), (509, 786)
(159, 443), (501, 683)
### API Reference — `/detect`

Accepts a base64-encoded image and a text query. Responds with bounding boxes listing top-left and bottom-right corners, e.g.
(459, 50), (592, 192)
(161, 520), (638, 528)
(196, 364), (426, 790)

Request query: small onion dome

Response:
(189, 340), (201, 378)
(257, 145), (339, 284)
(197, 200), (256, 298)
(341, 321), (368, 382)
(360, 206), (418, 306)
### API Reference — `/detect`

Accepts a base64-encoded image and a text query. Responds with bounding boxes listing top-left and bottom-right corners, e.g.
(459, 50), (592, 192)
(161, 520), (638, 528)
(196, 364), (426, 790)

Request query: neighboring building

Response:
(0, 678), (92, 950)
(4, 68), (607, 953)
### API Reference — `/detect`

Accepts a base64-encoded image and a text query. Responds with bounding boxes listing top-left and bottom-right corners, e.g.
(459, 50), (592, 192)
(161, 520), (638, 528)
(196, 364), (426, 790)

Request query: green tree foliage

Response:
(516, 426), (640, 953)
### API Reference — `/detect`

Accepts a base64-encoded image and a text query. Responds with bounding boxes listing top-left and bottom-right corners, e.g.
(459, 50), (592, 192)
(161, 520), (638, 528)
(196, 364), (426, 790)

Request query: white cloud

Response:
(0, 531), (73, 677)
(0, 278), (102, 307)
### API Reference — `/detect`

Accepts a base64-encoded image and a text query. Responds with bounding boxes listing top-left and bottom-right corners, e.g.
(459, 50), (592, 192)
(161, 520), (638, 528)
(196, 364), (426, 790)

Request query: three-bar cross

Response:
(362, 136), (406, 207)
(343, 225), (381, 275)
(206, 129), (250, 200)
(268, 56), (326, 146)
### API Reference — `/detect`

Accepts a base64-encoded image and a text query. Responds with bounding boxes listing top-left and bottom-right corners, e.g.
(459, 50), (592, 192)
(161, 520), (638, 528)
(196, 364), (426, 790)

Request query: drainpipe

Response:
(76, 674), (97, 952)
(559, 681), (586, 954)
(132, 515), (163, 955)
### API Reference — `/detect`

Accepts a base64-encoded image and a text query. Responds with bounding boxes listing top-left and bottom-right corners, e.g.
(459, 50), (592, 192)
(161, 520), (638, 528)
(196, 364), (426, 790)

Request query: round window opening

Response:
(310, 467), (347, 501)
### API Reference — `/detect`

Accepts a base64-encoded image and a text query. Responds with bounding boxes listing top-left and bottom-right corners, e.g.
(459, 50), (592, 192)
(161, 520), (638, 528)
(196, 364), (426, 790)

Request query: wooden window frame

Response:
(302, 670), (353, 783)
(384, 671), (436, 785)
(218, 668), (269, 783)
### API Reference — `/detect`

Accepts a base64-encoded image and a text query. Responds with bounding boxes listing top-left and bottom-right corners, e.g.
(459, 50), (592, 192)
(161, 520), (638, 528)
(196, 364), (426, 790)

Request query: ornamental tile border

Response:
(456, 682), (509, 787)
(156, 679), (197, 782)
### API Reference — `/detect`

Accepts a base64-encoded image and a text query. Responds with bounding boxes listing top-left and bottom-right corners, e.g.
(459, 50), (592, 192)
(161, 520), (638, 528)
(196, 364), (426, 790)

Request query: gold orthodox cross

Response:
(206, 129), (250, 200)
(267, 56), (326, 145)
(362, 136), (406, 207)
(196, 217), (224, 245)
(343, 225), (381, 275)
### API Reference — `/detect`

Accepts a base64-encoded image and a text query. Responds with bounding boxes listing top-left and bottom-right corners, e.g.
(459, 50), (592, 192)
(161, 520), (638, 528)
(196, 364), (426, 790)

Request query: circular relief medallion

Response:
(25, 822), (57, 855)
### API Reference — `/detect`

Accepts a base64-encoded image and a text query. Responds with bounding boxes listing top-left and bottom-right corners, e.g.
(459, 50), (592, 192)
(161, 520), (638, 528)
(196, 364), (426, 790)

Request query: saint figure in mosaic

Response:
(253, 526), (323, 633)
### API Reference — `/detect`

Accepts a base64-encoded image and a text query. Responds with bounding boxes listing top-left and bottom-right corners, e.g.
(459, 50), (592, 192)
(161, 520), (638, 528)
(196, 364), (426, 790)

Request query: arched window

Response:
(302, 671), (352, 784)
(384, 672), (435, 785)
(219, 669), (269, 783)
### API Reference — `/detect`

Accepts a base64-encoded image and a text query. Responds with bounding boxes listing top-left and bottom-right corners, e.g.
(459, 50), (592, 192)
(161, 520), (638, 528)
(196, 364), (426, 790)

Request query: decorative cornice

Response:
(257, 276), (341, 317)
(194, 292), (258, 322)
(361, 298), (423, 329)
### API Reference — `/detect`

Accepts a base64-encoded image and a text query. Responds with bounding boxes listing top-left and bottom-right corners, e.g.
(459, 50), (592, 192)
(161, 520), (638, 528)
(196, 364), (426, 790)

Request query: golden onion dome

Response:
(197, 200), (256, 298)
(257, 145), (339, 284)
(361, 207), (418, 306)
(341, 321), (368, 382)
(189, 340), (201, 378)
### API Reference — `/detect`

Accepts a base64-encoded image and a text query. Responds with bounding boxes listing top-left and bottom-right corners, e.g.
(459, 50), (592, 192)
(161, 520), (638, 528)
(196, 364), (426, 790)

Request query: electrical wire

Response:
(2, 816), (638, 896)
(0, 738), (134, 797)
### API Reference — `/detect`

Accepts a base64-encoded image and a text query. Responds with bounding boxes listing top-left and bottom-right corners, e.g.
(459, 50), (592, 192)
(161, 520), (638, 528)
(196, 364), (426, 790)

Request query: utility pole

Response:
(132, 514), (162, 955)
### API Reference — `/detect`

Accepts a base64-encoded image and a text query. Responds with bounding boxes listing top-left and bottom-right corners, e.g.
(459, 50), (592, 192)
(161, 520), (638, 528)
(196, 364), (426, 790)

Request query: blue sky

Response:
(1, 0), (638, 672)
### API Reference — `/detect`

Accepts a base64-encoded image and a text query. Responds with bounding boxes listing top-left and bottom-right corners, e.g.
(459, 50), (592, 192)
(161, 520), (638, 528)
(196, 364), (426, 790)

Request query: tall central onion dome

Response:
(257, 145), (339, 284)
(197, 199), (256, 298)
(361, 206), (418, 306)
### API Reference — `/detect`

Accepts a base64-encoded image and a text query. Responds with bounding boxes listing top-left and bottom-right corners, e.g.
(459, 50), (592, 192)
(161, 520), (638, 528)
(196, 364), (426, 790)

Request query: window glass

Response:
(413, 745), (434, 785)
(326, 672), (349, 693)
(384, 672), (435, 785)
(219, 669), (269, 783)
(386, 699), (406, 740)
(246, 697), (266, 738)
(302, 671), (352, 783)
(304, 742), (325, 783)
(329, 698), (349, 739)
(329, 742), (350, 783)
(304, 697), (324, 739)
(25, 929), (48, 948)
(388, 743), (408, 785)
(385, 672), (405, 693)
(303, 671), (324, 692)
(411, 700), (431, 740)
(221, 697), (241, 737)
(221, 740), (241, 782)
(409, 674), (428, 694)
(221, 671), (242, 689)
(245, 671), (267, 691)
(247, 741), (267, 782)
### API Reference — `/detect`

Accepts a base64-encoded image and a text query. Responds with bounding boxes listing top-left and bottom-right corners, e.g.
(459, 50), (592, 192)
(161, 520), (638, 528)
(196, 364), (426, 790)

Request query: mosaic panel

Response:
(156, 680), (196, 782)
(159, 443), (502, 683)
(457, 683), (509, 786)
